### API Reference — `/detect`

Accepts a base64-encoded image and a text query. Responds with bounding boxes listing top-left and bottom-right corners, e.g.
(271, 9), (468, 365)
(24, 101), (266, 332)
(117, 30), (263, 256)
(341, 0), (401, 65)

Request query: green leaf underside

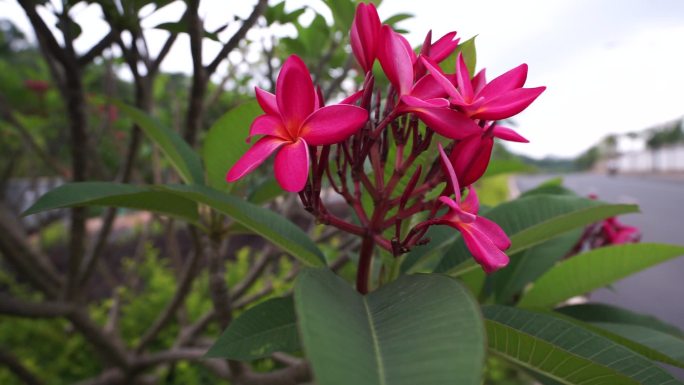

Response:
(556, 304), (684, 338)
(295, 269), (485, 385)
(435, 195), (639, 273)
(205, 297), (299, 360)
(591, 323), (684, 363)
(22, 182), (198, 224)
(518, 243), (684, 308)
(203, 100), (262, 192)
(115, 101), (204, 185)
(159, 184), (325, 267)
(483, 305), (681, 385)
(557, 304), (684, 368)
(490, 229), (583, 303)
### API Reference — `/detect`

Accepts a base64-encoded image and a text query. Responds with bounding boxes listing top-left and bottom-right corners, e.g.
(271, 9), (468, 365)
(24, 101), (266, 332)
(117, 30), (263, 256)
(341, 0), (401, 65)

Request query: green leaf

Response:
(440, 36), (477, 76)
(556, 304), (684, 338)
(490, 229), (583, 304)
(115, 101), (204, 184)
(295, 269), (485, 385)
(206, 297), (299, 360)
(382, 13), (413, 27)
(247, 177), (284, 205)
(483, 305), (681, 385)
(160, 184), (325, 267)
(549, 306), (684, 369)
(400, 226), (453, 273)
(590, 323), (684, 364)
(435, 195), (639, 273)
(518, 243), (684, 308)
(202, 100), (262, 191)
(322, 0), (355, 32)
(22, 182), (198, 224)
(520, 178), (574, 197)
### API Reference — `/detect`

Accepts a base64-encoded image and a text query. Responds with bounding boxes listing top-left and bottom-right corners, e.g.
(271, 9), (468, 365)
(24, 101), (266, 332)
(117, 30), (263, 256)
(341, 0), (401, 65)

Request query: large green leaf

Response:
(160, 184), (325, 267)
(490, 229), (583, 304)
(206, 297), (299, 360)
(116, 101), (204, 185)
(483, 305), (681, 385)
(202, 100), (262, 191)
(557, 304), (684, 368)
(518, 243), (684, 308)
(22, 182), (198, 224)
(556, 304), (684, 338)
(440, 36), (477, 76)
(295, 269), (485, 385)
(590, 323), (684, 364)
(435, 195), (639, 273)
(322, 0), (355, 32)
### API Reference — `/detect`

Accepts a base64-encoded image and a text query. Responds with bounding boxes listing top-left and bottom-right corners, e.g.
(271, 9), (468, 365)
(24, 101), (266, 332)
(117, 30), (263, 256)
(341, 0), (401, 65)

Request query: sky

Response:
(4, 0), (684, 159)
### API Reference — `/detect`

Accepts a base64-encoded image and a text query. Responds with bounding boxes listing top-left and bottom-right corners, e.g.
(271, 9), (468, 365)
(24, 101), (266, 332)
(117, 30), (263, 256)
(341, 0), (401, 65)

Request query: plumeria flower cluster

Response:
(227, 2), (545, 292)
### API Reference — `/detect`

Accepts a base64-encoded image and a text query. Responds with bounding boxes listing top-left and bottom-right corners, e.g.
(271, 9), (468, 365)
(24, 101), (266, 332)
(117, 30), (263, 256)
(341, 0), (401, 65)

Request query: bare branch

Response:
(0, 92), (70, 177)
(324, 55), (355, 100)
(232, 250), (272, 299)
(136, 230), (203, 351)
(78, 30), (118, 66)
(0, 348), (44, 385)
(0, 204), (63, 295)
(205, 0), (268, 76)
(0, 295), (74, 318)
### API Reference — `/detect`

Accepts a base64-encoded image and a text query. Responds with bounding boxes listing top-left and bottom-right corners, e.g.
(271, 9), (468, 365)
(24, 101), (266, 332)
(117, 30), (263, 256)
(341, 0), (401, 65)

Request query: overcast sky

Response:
(4, 0), (684, 158)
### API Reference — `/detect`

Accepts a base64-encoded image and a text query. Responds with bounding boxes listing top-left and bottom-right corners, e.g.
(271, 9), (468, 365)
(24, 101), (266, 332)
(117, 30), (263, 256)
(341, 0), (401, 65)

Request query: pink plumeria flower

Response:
(433, 143), (511, 273)
(226, 55), (368, 192)
(350, 2), (382, 74)
(422, 54), (545, 120)
(377, 25), (480, 140)
(602, 217), (640, 244)
(450, 124), (528, 187)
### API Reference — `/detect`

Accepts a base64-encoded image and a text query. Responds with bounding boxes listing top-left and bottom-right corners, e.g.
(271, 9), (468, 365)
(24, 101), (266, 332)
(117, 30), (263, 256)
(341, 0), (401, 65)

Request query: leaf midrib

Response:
(362, 298), (387, 385)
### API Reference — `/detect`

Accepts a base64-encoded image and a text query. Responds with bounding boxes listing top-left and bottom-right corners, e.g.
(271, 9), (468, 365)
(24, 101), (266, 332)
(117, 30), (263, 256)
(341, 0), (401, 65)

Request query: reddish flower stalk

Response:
(226, 2), (545, 293)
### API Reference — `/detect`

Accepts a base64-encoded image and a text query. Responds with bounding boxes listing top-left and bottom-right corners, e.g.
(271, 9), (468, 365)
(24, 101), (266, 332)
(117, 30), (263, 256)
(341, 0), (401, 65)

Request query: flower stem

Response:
(356, 235), (375, 294)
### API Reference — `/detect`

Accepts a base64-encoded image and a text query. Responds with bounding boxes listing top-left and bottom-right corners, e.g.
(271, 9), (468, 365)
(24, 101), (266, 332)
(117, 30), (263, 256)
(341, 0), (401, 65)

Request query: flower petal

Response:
(226, 136), (286, 182)
(470, 216), (510, 250)
(420, 56), (463, 103)
(491, 125), (529, 143)
(458, 222), (510, 273)
(378, 26), (414, 96)
(274, 139), (310, 192)
(438, 143), (460, 201)
(429, 31), (459, 63)
(350, 2), (381, 72)
(472, 69), (487, 94)
(340, 90), (363, 105)
(255, 87), (279, 116)
(450, 136), (493, 187)
(478, 63), (528, 100)
(402, 101), (481, 140)
(455, 53), (474, 102)
(473, 86), (546, 120)
(460, 186), (480, 214)
(412, 73), (449, 100)
(299, 105), (368, 145)
(248, 114), (288, 140)
(439, 196), (476, 223)
(276, 55), (316, 129)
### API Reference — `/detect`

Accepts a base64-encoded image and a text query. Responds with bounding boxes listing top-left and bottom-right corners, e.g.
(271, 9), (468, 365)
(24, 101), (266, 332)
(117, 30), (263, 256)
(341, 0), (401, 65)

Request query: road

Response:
(516, 173), (684, 330)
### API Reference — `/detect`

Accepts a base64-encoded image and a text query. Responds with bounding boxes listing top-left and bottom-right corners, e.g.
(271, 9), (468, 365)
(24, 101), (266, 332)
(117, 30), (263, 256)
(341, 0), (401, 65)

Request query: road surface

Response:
(516, 173), (684, 329)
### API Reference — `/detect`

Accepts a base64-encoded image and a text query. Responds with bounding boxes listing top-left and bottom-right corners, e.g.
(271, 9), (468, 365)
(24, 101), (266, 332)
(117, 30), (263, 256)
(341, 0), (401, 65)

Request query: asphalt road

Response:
(516, 173), (684, 330)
